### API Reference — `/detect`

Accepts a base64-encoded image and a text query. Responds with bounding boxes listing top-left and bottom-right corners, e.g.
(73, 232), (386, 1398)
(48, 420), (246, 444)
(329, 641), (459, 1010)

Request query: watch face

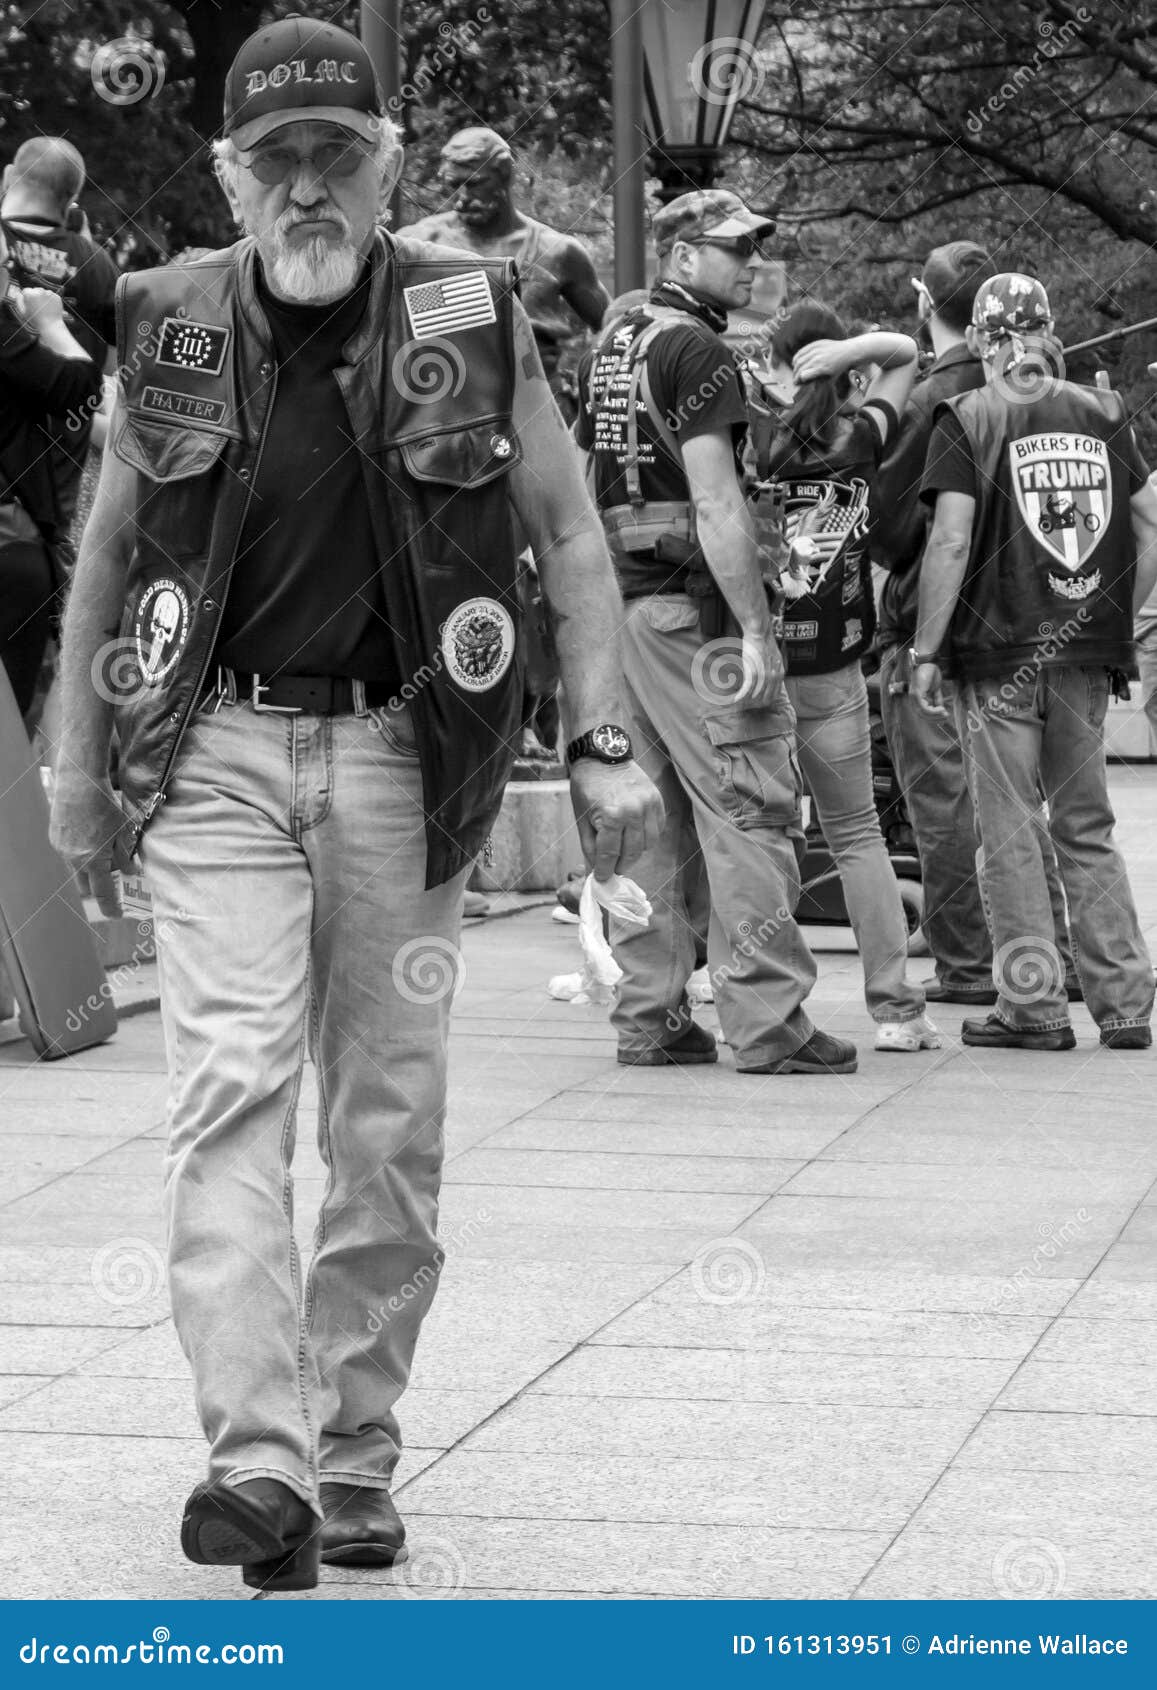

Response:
(592, 724), (631, 760)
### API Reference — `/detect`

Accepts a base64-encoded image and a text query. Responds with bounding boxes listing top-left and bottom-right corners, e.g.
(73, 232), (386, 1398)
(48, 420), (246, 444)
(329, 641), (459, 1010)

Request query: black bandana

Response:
(648, 278), (729, 337)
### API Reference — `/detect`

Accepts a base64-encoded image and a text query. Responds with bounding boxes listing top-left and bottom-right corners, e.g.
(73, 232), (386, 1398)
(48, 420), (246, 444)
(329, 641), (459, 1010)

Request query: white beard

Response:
(264, 226), (361, 303)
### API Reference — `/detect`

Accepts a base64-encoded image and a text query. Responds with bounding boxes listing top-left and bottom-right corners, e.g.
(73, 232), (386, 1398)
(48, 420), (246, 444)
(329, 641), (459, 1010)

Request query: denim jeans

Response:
(879, 644), (1075, 991)
(1134, 609), (1157, 751)
(956, 665), (1153, 1032)
(612, 595), (817, 1068)
(788, 662), (924, 1023)
(139, 698), (464, 1511)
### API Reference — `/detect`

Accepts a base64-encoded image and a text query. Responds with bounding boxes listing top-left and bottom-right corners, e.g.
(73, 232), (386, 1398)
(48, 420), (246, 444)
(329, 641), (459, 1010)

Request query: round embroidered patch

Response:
(441, 597), (515, 693)
(134, 578), (191, 687)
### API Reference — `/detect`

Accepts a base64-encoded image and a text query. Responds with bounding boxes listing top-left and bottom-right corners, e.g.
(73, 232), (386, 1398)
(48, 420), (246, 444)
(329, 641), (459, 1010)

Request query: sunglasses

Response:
(242, 139), (369, 187)
(683, 233), (771, 260)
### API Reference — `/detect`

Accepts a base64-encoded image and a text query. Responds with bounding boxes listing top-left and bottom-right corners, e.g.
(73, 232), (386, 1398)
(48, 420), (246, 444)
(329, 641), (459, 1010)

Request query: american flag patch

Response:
(404, 271), (497, 339)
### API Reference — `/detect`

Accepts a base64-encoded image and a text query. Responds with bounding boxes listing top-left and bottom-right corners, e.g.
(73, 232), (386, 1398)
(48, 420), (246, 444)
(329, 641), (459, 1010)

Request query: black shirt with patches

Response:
(215, 263), (398, 687)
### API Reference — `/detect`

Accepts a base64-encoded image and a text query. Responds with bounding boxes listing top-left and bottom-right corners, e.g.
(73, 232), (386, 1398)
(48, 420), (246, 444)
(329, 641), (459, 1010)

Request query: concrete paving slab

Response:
(1066, 1280), (1157, 1319)
(592, 1300), (1048, 1360)
(528, 1343), (1019, 1410)
(736, 1196), (1124, 1278)
(460, 1395), (976, 1464)
(784, 1159), (1152, 1205)
(909, 1466), (1157, 1535)
(1030, 1315), (1157, 1369)
(959, 1411), (1157, 1475)
(0, 1324), (130, 1375)
(644, 1268), (1082, 1318)
(996, 1360), (1155, 1416)
(857, 1525), (1157, 1599)
(399, 1447), (940, 1534)
(445, 1147), (805, 1196)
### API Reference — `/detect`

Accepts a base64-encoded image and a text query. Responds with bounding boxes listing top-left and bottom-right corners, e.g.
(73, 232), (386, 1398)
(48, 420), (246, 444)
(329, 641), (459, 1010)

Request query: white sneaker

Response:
(687, 966), (715, 1004)
(875, 1014), (943, 1052)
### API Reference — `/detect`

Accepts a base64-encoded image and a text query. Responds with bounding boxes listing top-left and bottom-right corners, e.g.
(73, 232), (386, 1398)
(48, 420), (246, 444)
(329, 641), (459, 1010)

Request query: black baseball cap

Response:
(222, 15), (385, 152)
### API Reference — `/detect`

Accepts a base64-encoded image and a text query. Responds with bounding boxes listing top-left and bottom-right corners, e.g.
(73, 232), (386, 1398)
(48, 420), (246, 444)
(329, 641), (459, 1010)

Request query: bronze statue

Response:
(401, 127), (608, 375)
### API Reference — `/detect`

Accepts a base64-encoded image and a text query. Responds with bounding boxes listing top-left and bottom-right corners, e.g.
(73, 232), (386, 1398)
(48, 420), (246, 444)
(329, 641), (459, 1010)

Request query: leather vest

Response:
(943, 381), (1137, 679)
(112, 230), (523, 887)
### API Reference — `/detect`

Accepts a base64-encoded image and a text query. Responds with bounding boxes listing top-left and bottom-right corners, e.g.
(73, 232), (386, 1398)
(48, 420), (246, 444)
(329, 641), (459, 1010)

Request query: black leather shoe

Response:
(961, 1015), (1076, 1051)
(740, 1029), (858, 1075)
(617, 1022), (718, 1066)
(320, 1481), (407, 1567)
(922, 982), (998, 1005)
(181, 1477), (319, 1591)
(1100, 1025), (1152, 1050)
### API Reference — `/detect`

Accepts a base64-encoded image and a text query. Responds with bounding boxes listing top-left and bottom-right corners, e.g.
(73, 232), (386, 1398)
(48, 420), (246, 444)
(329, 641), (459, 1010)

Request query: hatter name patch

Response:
(441, 597), (515, 692)
(156, 317), (230, 376)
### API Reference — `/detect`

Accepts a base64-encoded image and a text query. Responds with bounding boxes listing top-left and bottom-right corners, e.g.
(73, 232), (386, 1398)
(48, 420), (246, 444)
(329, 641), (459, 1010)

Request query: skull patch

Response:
(134, 578), (191, 687)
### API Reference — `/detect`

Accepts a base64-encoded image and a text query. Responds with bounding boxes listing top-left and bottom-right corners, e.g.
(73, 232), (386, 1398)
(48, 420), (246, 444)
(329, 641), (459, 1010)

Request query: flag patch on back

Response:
(404, 271), (496, 339)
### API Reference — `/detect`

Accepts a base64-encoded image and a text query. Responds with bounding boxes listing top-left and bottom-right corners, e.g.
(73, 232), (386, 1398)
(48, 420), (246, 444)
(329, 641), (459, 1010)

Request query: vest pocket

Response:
(114, 413), (232, 483)
(399, 420), (521, 488)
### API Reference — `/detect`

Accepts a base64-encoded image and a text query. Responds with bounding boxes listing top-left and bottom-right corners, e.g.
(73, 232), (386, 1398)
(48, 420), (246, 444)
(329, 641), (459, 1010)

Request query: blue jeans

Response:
(956, 666), (1153, 1032)
(788, 662), (924, 1023)
(139, 698), (464, 1511)
(879, 644), (1074, 992)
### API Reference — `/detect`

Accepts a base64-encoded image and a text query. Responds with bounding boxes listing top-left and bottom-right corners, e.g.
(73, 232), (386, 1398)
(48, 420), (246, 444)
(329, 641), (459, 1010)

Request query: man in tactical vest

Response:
(874, 242), (1077, 1006)
(914, 273), (1157, 1050)
(48, 15), (661, 1592)
(576, 190), (855, 1076)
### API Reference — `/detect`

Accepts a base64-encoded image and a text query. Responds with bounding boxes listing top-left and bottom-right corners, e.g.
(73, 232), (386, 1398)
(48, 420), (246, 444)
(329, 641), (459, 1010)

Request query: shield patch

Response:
(1010, 433), (1110, 571)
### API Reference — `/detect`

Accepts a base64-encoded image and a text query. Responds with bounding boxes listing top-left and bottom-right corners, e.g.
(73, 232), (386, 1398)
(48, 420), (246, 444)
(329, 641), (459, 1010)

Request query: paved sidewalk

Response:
(2, 766), (1156, 1603)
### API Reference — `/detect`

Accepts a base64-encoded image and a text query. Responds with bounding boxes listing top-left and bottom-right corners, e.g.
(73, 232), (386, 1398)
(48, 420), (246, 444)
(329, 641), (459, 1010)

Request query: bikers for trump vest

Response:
(112, 230), (523, 887)
(941, 381), (1139, 680)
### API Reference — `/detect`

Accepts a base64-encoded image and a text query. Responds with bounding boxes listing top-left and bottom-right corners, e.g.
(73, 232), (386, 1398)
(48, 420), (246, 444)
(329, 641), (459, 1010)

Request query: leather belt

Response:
(203, 666), (395, 716)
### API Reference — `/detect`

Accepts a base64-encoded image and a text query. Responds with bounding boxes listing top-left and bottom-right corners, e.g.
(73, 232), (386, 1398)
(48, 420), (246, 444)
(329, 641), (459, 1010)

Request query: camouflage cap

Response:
(652, 189), (775, 255)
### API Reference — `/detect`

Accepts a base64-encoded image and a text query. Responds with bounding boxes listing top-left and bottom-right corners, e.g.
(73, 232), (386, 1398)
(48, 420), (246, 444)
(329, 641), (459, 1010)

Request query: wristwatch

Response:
(565, 724), (633, 766)
(909, 647), (939, 668)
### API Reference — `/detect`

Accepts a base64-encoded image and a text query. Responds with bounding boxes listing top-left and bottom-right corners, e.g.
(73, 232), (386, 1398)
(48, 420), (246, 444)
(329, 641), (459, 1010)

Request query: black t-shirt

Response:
(923, 407), (1150, 504)
(215, 264), (397, 686)
(575, 313), (748, 507)
(1, 219), (117, 363)
(0, 299), (103, 533)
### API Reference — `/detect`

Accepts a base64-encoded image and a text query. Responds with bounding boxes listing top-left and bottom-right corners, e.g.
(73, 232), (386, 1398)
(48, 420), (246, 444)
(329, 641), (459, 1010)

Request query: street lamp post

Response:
(641, 0), (768, 201)
(610, 0), (647, 293)
(360, 0), (403, 222)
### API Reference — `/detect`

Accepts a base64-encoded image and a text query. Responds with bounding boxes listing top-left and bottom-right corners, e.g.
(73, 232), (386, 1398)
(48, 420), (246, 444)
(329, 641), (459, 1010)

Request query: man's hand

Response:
(19, 286), (67, 334)
(913, 660), (948, 718)
(735, 627), (784, 708)
(791, 339), (851, 384)
(569, 760), (664, 881)
(49, 776), (135, 916)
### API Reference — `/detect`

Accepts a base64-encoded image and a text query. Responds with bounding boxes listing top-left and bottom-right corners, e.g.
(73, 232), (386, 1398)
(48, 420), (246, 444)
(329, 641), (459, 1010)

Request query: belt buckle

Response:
(250, 673), (302, 715)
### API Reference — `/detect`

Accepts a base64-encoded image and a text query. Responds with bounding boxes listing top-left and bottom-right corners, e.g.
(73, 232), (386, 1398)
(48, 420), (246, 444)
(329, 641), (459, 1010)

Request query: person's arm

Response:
(793, 331), (919, 446)
(0, 291), (103, 416)
(506, 301), (663, 876)
(912, 490), (976, 716)
(1131, 478), (1157, 612)
(871, 386), (934, 570)
(557, 239), (611, 334)
(48, 391), (139, 912)
(680, 430), (780, 707)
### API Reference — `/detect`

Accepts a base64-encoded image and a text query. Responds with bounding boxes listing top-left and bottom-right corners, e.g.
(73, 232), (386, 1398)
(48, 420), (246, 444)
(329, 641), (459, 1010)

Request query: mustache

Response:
(275, 206), (352, 240)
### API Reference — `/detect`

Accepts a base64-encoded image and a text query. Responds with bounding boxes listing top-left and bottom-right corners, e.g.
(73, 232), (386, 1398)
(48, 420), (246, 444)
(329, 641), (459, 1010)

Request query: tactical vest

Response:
(112, 230), (523, 887)
(943, 380), (1138, 679)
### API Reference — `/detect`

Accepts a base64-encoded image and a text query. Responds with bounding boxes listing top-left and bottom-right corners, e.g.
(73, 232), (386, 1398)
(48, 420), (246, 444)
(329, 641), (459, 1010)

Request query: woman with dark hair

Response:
(0, 224), (102, 716)
(751, 301), (939, 1051)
